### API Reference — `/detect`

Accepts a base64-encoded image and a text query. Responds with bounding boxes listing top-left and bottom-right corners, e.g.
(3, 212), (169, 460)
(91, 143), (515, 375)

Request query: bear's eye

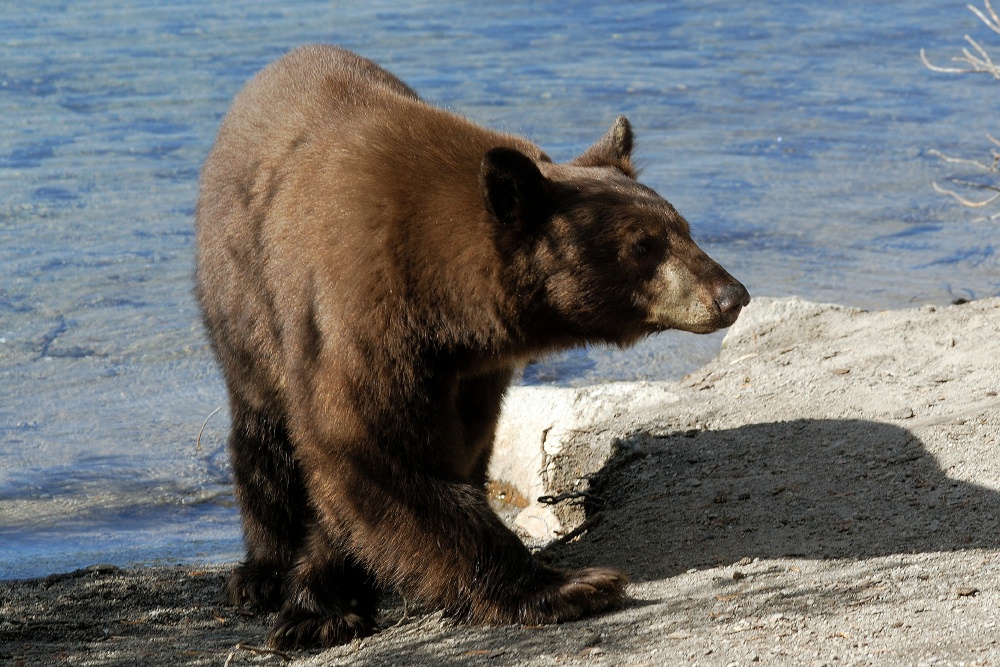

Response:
(626, 235), (666, 265)
(632, 241), (648, 257)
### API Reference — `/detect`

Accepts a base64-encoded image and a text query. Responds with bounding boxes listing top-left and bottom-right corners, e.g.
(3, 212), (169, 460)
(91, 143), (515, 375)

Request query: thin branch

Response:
(921, 2), (1000, 79)
(223, 644), (293, 667)
(932, 181), (1000, 208)
(950, 177), (1000, 193)
(921, 37), (1000, 78)
(963, 35), (1000, 77)
(928, 148), (997, 171)
(195, 405), (223, 454)
(921, 47), (970, 74)
(922, 2), (1000, 216)
(968, 0), (1000, 36)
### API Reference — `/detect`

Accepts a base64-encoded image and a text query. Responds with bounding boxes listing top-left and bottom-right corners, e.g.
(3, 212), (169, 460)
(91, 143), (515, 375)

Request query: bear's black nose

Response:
(714, 282), (751, 318)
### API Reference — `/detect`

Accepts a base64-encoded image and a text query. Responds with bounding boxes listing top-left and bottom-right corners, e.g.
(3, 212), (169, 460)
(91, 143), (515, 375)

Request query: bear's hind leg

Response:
(269, 527), (381, 650)
(226, 397), (310, 610)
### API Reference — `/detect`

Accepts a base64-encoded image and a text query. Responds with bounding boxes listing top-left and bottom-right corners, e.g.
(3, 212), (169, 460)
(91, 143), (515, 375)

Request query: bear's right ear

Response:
(481, 147), (550, 228)
(571, 115), (635, 178)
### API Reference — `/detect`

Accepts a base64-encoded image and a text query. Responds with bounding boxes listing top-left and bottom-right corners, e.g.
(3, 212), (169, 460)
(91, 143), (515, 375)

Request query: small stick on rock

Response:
(223, 643), (293, 667)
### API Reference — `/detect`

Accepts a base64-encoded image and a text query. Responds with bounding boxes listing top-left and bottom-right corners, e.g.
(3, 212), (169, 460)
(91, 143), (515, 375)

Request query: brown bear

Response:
(195, 45), (749, 649)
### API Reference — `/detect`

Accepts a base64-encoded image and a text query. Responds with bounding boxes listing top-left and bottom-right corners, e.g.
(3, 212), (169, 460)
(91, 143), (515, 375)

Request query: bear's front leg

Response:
(225, 396), (311, 612)
(268, 527), (381, 650)
(283, 438), (627, 648)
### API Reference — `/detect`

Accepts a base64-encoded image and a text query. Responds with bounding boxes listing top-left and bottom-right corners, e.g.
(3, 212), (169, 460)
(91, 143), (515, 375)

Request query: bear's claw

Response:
(499, 566), (629, 626)
(267, 609), (375, 650)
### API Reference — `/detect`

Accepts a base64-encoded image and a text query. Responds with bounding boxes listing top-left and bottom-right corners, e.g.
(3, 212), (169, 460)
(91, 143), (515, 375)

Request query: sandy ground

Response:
(2, 296), (999, 666)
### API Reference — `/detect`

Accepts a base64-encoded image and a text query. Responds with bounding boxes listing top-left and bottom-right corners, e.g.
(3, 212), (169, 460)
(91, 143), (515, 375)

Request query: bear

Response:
(194, 45), (749, 650)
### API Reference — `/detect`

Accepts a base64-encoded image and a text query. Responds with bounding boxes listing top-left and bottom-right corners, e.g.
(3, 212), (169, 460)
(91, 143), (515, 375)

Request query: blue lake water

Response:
(1, 0), (998, 580)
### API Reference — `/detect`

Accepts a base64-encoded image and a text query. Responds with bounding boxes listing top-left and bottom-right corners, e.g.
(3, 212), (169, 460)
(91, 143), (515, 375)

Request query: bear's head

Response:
(481, 116), (750, 347)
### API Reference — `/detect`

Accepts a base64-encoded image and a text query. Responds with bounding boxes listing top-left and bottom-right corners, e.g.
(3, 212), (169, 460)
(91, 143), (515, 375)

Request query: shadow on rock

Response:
(545, 419), (1000, 581)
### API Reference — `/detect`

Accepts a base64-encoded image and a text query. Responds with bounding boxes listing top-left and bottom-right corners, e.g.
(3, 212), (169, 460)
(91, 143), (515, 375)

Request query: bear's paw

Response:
(513, 566), (629, 625)
(267, 606), (375, 650)
(225, 562), (286, 611)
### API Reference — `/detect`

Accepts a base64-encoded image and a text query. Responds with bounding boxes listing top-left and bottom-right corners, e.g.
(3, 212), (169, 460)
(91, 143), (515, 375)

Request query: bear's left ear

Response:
(571, 115), (635, 178)
(481, 147), (550, 228)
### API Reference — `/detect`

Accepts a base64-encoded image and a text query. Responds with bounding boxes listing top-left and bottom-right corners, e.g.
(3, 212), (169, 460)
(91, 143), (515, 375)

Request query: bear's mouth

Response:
(717, 302), (745, 328)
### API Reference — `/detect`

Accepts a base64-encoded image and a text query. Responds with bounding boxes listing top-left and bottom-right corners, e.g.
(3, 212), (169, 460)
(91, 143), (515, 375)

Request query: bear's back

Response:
(195, 46), (545, 391)
(199, 46), (420, 210)
(197, 44), (541, 245)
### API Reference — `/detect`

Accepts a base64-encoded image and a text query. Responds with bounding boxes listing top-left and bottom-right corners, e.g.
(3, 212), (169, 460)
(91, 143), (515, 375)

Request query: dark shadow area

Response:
(0, 566), (271, 665)
(545, 418), (1000, 581)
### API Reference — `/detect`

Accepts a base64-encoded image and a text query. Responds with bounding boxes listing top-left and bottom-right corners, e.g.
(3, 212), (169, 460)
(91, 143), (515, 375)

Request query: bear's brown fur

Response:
(195, 45), (749, 649)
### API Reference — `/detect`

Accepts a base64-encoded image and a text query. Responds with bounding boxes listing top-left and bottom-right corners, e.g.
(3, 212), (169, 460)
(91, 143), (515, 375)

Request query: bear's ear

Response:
(571, 115), (635, 177)
(481, 147), (550, 228)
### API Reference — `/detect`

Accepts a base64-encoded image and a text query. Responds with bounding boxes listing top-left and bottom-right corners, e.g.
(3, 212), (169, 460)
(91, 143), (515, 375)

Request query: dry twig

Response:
(928, 145), (1000, 171)
(921, 0), (1000, 78)
(922, 1), (1000, 217)
(195, 405), (223, 454)
(971, 0), (1000, 36)
(932, 179), (1000, 219)
(223, 643), (293, 666)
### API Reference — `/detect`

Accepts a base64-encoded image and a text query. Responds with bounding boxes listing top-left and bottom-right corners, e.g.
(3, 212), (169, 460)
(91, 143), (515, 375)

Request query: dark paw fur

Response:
(517, 567), (629, 625)
(224, 562), (285, 611)
(268, 607), (375, 650)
